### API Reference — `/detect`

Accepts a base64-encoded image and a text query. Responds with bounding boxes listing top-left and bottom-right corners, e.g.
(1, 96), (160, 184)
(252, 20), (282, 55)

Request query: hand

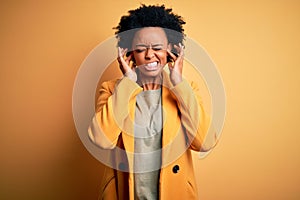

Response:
(117, 47), (137, 82)
(167, 43), (184, 85)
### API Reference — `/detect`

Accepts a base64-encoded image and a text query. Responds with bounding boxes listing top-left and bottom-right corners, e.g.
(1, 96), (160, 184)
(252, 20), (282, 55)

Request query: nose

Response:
(145, 48), (155, 59)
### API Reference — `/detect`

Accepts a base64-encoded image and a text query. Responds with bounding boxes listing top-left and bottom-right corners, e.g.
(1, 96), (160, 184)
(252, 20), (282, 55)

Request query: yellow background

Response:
(1, 0), (299, 199)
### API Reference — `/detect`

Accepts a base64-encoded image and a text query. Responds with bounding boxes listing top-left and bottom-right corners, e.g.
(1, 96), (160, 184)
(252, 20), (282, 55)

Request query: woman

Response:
(88, 4), (217, 200)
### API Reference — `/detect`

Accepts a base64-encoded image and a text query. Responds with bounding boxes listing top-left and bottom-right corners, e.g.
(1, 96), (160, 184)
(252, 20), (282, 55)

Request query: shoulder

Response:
(99, 78), (121, 93)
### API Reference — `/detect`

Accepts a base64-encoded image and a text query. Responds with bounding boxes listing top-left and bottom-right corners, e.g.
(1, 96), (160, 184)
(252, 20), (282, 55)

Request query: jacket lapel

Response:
(161, 71), (182, 166)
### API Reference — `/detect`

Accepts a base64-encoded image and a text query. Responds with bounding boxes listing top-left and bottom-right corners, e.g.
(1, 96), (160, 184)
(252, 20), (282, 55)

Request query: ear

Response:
(126, 51), (136, 63)
(131, 52), (136, 64)
(167, 43), (173, 63)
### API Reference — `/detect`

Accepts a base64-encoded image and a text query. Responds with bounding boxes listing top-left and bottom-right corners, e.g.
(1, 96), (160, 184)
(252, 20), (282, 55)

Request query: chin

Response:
(140, 68), (163, 78)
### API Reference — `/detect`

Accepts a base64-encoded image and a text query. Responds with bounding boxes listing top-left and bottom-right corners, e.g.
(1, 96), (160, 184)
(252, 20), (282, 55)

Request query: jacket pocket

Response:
(186, 180), (197, 199)
(99, 175), (118, 200)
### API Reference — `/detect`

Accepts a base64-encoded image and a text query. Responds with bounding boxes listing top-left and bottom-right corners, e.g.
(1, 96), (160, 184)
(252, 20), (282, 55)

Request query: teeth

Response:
(147, 62), (157, 67)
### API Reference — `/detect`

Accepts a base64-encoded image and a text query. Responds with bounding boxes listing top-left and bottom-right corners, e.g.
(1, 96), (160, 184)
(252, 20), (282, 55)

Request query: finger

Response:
(118, 48), (128, 65)
(118, 47), (128, 59)
(122, 48), (128, 57)
(117, 47), (130, 72)
(174, 43), (184, 57)
(117, 47), (123, 58)
(167, 50), (176, 69)
(178, 43), (184, 57)
(117, 47), (124, 64)
(167, 49), (177, 61)
(125, 53), (131, 62)
(125, 53), (133, 66)
(173, 45), (184, 66)
(168, 62), (174, 70)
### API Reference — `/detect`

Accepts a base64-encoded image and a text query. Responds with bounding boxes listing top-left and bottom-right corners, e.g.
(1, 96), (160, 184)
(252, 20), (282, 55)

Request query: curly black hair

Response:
(114, 4), (186, 50)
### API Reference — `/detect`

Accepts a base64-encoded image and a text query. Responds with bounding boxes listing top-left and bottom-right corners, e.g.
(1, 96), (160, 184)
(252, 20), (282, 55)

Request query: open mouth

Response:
(142, 62), (159, 71)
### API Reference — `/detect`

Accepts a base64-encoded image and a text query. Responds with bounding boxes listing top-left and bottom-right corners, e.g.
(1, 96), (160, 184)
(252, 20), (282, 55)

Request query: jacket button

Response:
(118, 162), (126, 171)
(172, 165), (180, 173)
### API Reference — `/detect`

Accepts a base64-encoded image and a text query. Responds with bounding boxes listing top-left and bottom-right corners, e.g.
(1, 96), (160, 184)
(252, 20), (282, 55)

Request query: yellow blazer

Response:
(88, 70), (214, 199)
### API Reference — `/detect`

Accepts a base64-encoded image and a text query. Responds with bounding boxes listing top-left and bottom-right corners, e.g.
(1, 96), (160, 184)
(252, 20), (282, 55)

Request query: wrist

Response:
(124, 70), (137, 82)
(171, 76), (182, 86)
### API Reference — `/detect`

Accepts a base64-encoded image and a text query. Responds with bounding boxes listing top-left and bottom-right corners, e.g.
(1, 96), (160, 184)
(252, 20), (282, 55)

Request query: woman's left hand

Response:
(167, 43), (184, 86)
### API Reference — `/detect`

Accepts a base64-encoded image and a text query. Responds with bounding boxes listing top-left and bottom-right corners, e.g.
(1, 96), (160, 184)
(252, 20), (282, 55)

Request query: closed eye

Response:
(152, 47), (163, 51)
(135, 48), (146, 53)
(134, 44), (164, 52)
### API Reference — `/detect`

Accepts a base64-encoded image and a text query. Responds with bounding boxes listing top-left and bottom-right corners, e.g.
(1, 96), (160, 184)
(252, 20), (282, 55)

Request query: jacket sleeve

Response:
(88, 77), (142, 149)
(170, 80), (218, 152)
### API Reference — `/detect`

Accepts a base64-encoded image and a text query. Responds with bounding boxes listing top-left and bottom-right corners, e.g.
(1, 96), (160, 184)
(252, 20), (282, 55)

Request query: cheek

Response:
(157, 51), (168, 62)
(133, 53), (143, 64)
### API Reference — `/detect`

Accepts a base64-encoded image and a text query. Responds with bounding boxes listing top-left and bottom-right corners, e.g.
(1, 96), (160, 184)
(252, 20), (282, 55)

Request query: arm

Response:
(170, 79), (218, 152)
(167, 43), (218, 152)
(88, 77), (142, 149)
(88, 46), (141, 149)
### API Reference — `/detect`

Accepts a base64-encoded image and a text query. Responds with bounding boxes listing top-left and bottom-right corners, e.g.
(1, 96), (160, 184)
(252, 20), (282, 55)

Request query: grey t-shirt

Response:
(134, 88), (162, 200)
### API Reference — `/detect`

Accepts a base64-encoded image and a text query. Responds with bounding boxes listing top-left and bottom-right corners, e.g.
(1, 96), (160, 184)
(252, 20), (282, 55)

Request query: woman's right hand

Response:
(117, 47), (137, 82)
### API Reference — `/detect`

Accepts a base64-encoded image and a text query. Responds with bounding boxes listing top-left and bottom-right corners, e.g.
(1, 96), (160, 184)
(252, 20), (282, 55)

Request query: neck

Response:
(142, 83), (161, 90)
(138, 76), (162, 91)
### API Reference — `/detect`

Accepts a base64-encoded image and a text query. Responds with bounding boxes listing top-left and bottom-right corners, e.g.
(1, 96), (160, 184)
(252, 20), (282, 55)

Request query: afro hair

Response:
(114, 4), (186, 50)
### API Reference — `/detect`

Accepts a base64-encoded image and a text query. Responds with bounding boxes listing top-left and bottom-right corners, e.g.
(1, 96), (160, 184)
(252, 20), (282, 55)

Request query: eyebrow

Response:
(135, 44), (164, 48)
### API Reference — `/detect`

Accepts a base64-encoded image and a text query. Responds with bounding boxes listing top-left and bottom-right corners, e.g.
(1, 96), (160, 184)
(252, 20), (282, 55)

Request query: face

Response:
(131, 27), (170, 78)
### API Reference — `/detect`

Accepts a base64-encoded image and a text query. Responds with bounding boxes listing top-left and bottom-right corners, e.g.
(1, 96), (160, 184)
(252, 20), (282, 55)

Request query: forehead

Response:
(132, 27), (168, 45)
